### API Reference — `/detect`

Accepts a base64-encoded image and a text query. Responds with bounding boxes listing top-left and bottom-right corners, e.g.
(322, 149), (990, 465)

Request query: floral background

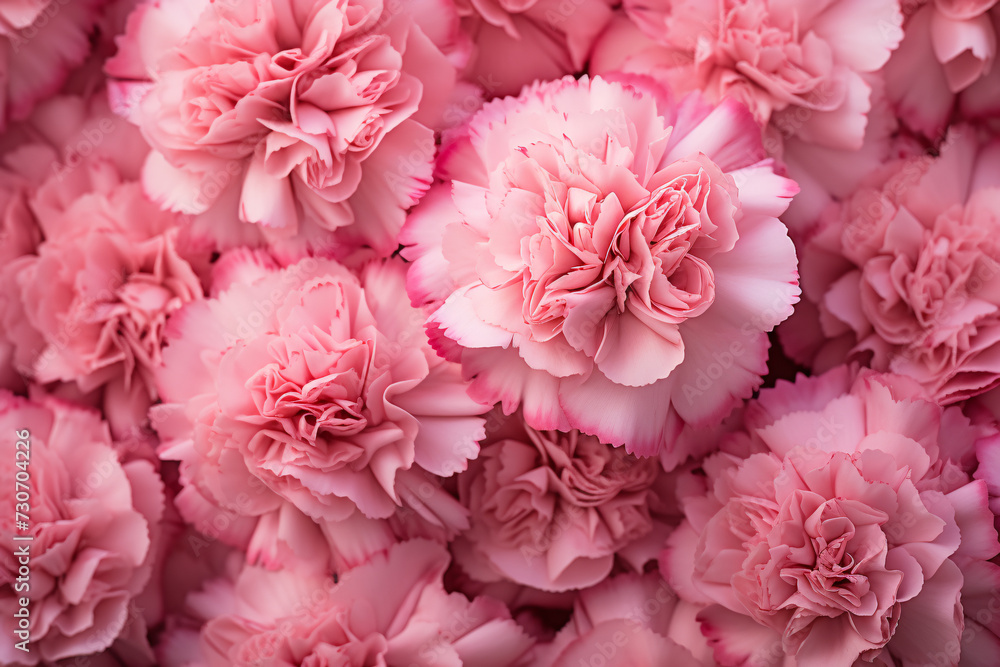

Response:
(2, 0), (1000, 665)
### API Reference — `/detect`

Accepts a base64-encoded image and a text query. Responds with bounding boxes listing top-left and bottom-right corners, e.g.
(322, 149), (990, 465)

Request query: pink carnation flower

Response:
(107, 0), (463, 256)
(454, 416), (672, 591)
(536, 572), (712, 666)
(0, 93), (205, 438)
(153, 253), (488, 569)
(594, 0), (903, 151)
(455, 0), (614, 98)
(0, 391), (165, 665)
(885, 0), (1000, 137)
(662, 367), (1000, 667)
(402, 75), (799, 455)
(784, 127), (1000, 404)
(0, 0), (108, 130)
(158, 539), (534, 667)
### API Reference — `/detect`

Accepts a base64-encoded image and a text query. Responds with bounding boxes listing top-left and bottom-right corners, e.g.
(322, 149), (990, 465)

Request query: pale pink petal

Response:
(884, 5), (957, 138)
(793, 69), (872, 151)
(945, 480), (1000, 559)
(812, 0), (904, 72)
(885, 559), (965, 665)
(559, 371), (681, 455)
(239, 149), (299, 230)
(663, 97), (767, 173)
(930, 10), (997, 92)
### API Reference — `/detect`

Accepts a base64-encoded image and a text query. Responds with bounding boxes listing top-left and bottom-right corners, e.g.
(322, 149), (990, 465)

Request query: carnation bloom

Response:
(0, 93), (205, 438)
(592, 0), (904, 151)
(784, 127), (1000, 404)
(158, 539), (535, 667)
(107, 0), (463, 256)
(0, 391), (165, 665)
(0, 0), (108, 130)
(455, 0), (614, 97)
(153, 253), (488, 568)
(662, 367), (1000, 667)
(536, 572), (711, 666)
(885, 0), (1000, 137)
(403, 75), (799, 455)
(454, 416), (672, 591)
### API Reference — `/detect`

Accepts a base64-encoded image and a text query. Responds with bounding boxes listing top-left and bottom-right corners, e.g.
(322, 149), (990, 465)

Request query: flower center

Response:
(114, 278), (179, 364)
(513, 160), (719, 331)
(247, 336), (371, 445)
(81, 250), (193, 371)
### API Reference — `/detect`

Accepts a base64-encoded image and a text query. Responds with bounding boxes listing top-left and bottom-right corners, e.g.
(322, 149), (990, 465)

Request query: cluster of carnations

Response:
(3, 0), (1000, 665)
